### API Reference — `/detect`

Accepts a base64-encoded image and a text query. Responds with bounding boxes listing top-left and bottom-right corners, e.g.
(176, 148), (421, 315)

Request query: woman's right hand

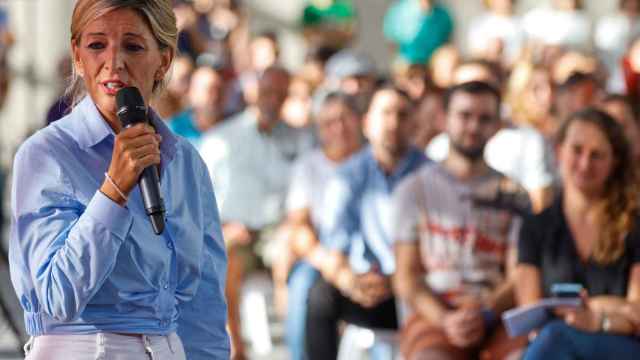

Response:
(100, 123), (161, 205)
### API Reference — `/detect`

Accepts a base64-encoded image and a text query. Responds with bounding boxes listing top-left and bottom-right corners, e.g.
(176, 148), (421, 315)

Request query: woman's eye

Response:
(125, 43), (144, 52)
(87, 42), (104, 50)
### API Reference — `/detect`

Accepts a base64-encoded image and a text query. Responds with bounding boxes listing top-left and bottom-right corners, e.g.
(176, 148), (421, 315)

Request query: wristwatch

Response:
(600, 313), (611, 333)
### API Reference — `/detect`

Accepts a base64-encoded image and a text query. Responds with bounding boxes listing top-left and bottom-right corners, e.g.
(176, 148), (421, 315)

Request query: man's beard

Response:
(450, 140), (485, 161)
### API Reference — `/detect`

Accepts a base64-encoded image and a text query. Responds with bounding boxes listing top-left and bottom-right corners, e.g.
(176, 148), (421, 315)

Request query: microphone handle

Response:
(122, 123), (166, 235)
(139, 165), (165, 235)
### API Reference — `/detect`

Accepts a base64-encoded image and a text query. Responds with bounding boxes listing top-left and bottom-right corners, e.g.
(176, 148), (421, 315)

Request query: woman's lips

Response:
(101, 81), (127, 95)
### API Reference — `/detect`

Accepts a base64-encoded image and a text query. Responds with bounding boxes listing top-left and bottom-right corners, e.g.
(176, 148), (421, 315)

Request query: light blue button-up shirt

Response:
(321, 146), (428, 275)
(9, 96), (229, 358)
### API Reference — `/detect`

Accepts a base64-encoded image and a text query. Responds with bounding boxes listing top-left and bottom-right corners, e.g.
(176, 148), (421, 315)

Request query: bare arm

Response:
(586, 264), (640, 335)
(514, 264), (544, 306)
(529, 186), (554, 214)
(485, 247), (518, 314)
(393, 242), (448, 324)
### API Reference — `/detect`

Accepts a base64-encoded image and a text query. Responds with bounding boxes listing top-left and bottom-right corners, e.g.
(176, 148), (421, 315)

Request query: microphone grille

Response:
(116, 87), (147, 127)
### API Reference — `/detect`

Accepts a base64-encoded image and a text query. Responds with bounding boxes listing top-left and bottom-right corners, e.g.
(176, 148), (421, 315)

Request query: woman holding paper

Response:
(515, 107), (640, 359)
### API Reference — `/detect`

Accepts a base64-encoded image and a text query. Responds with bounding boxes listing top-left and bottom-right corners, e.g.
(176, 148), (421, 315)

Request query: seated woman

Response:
(516, 107), (640, 360)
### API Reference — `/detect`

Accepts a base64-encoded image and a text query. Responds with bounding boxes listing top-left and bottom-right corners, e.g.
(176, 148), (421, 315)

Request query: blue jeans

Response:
(524, 320), (640, 360)
(286, 262), (319, 360)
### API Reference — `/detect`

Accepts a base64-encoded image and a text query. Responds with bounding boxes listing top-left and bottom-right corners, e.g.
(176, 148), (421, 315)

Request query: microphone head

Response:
(116, 87), (147, 127)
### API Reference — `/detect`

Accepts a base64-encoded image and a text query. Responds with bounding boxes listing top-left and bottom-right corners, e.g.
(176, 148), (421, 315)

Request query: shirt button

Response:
(166, 241), (174, 250)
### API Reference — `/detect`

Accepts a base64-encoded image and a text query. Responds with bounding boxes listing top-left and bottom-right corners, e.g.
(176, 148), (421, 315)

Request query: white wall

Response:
(0, 0), (73, 167)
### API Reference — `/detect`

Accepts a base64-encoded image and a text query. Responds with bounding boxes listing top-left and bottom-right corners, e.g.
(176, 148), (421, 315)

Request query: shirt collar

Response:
(149, 106), (178, 164)
(76, 96), (114, 149)
(393, 146), (425, 178)
(366, 145), (425, 180)
(75, 96), (177, 162)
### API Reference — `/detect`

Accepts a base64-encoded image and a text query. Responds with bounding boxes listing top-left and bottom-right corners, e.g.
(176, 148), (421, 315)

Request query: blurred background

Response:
(0, 0), (631, 359)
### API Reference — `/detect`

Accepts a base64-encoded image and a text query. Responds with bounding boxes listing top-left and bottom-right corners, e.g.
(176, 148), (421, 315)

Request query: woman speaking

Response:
(9, 1), (228, 358)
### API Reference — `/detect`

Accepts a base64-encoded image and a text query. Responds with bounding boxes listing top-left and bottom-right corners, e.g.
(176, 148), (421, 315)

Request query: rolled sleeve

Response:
(84, 190), (133, 241)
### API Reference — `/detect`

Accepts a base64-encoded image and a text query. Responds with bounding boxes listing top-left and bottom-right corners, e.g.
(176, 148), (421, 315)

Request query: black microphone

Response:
(115, 87), (165, 235)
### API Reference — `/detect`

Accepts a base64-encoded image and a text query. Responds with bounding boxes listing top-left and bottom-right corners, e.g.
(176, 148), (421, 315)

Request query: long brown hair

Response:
(556, 108), (640, 264)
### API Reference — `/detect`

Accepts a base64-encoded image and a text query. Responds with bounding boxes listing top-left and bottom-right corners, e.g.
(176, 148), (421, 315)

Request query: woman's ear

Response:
(157, 47), (174, 81)
(71, 41), (84, 77)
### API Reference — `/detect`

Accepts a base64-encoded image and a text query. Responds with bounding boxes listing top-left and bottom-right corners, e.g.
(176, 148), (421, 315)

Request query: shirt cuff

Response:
(84, 190), (134, 241)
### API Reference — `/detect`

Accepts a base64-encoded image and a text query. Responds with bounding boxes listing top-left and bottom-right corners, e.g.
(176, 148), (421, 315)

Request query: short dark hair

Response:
(305, 45), (340, 64)
(321, 91), (360, 115)
(444, 81), (501, 113)
(371, 83), (414, 106)
(255, 29), (278, 43)
(555, 71), (597, 93)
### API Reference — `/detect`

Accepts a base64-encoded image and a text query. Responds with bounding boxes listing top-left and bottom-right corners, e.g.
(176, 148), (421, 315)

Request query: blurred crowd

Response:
(2, 0), (640, 359)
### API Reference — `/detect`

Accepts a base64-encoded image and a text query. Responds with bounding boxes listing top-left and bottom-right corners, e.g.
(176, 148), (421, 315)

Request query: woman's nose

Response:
(577, 153), (592, 171)
(386, 113), (400, 131)
(105, 45), (125, 71)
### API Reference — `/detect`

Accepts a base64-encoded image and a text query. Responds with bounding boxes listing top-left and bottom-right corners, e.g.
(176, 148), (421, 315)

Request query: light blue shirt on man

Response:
(321, 146), (428, 275)
(9, 96), (229, 359)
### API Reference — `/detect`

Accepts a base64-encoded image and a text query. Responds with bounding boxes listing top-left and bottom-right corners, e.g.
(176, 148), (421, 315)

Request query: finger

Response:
(122, 133), (161, 150)
(580, 290), (590, 307)
(564, 312), (576, 325)
(120, 123), (156, 138)
(459, 318), (483, 338)
(129, 143), (161, 160)
(448, 331), (471, 348)
(136, 153), (162, 170)
(461, 308), (480, 321)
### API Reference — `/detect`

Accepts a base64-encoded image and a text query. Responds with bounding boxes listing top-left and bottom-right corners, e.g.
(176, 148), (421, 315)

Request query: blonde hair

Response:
(506, 61), (552, 128)
(67, 0), (177, 107)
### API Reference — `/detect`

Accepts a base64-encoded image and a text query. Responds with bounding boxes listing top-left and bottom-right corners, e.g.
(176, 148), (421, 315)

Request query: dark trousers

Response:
(524, 320), (640, 360)
(304, 276), (398, 360)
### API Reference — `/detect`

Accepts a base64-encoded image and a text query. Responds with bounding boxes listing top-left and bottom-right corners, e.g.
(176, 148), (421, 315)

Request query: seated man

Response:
(167, 64), (227, 150)
(305, 86), (429, 360)
(392, 81), (530, 360)
(199, 66), (314, 359)
(427, 60), (555, 213)
(274, 92), (363, 360)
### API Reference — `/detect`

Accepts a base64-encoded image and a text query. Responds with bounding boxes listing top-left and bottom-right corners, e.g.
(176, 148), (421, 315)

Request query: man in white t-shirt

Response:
(393, 81), (530, 360)
(275, 92), (363, 360)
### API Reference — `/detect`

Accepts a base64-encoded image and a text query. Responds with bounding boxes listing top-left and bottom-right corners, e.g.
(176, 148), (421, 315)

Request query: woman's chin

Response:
(572, 179), (604, 196)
